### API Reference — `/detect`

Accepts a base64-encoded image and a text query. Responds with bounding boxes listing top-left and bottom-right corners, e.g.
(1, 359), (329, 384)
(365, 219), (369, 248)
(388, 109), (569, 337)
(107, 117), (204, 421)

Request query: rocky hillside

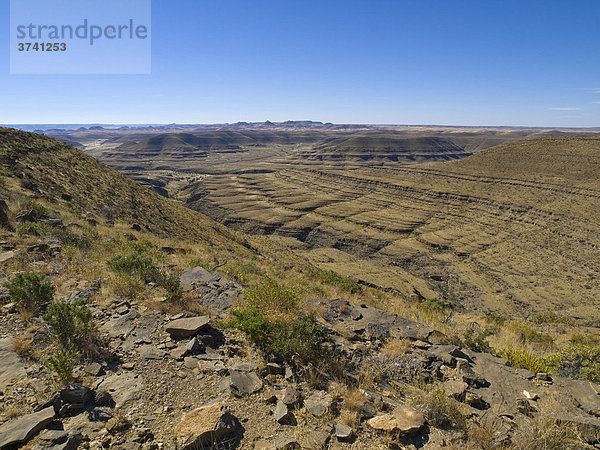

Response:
(2, 129), (600, 449)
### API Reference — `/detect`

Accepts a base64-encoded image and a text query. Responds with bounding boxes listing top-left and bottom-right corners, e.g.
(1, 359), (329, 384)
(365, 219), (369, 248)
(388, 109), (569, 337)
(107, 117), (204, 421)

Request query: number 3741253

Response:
(18, 42), (67, 52)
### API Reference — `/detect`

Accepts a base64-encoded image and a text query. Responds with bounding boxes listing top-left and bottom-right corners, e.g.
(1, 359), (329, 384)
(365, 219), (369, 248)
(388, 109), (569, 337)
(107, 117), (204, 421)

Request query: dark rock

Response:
(358, 401), (377, 420)
(130, 223), (142, 231)
(303, 298), (433, 342)
(516, 399), (537, 417)
(0, 199), (9, 227)
(186, 337), (204, 355)
(457, 360), (489, 387)
(60, 385), (91, 405)
(138, 345), (165, 360)
(515, 368), (536, 380)
(39, 217), (63, 228)
(93, 390), (114, 407)
(16, 209), (41, 223)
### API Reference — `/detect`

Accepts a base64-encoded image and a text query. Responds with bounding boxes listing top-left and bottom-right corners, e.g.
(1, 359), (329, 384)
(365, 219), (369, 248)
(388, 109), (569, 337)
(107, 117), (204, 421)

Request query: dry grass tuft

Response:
(12, 335), (32, 357)
(380, 338), (412, 357)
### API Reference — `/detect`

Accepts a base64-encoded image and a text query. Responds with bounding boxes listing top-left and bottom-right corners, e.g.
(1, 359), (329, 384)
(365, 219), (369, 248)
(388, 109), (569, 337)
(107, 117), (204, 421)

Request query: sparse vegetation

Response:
(4, 271), (55, 312)
(47, 343), (79, 384)
(12, 335), (32, 358)
(107, 250), (182, 302)
(157, 270), (183, 303)
(463, 326), (496, 353)
(16, 220), (48, 236)
(307, 268), (363, 294)
(43, 298), (96, 350)
(240, 278), (300, 317)
(531, 311), (573, 325)
(506, 322), (554, 350)
(546, 343), (600, 382)
(107, 251), (160, 282)
(224, 307), (330, 364)
(411, 384), (466, 430)
(500, 346), (550, 373)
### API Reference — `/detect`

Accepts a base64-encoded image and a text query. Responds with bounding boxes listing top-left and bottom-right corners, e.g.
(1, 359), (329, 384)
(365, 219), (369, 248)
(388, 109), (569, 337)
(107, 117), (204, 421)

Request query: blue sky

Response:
(1, 0), (600, 126)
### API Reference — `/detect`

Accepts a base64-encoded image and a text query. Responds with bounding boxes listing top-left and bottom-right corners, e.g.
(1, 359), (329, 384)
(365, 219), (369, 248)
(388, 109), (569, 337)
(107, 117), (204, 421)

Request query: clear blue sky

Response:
(2, 0), (600, 126)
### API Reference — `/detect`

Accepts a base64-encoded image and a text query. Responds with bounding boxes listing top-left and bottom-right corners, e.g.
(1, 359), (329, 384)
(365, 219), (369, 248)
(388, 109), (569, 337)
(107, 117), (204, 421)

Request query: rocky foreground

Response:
(2, 264), (600, 449)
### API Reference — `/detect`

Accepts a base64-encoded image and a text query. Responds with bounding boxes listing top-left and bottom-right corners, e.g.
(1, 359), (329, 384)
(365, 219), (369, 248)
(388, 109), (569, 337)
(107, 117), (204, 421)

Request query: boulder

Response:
(279, 386), (301, 407)
(368, 406), (425, 435)
(304, 390), (333, 417)
(138, 345), (165, 360)
(0, 406), (55, 447)
(229, 370), (263, 396)
(37, 429), (83, 449)
(180, 267), (220, 291)
(444, 380), (468, 400)
(174, 400), (238, 449)
(273, 401), (295, 425)
(335, 423), (353, 440)
(165, 316), (210, 338)
(302, 298), (433, 343)
(15, 209), (41, 223)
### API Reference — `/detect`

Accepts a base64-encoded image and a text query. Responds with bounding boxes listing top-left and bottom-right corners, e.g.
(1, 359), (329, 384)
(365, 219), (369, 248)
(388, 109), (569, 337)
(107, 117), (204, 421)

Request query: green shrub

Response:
(48, 343), (79, 384)
(22, 199), (48, 217)
(531, 311), (573, 325)
(186, 256), (211, 270)
(4, 271), (55, 310)
(507, 322), (554, 350)
(463, 327), (496, 353)
(109, 274), (146, 299)
(16, 221), (48, 236)
(107, 251), (160, 282)
(158, 270), (183, 303)
(500, 346), (550, 373)
(418, 297), (447, 314)
(570, 334), (600, 346)
(241, 278), (300, 316)
(546, 344), (600, 382)
(225, 307), (330, 363)
(43, 298), (95, 348)
(486, 313), (506, 326)
(307, 268), (363, 294)
(55, 225), (99, 251)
